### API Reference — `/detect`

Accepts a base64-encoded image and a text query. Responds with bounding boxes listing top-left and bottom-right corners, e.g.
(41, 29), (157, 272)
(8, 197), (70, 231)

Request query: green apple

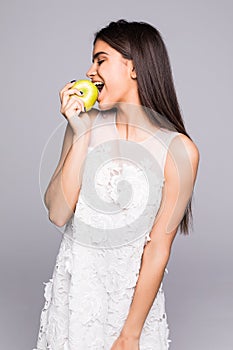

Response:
(71, 79), (98, 111)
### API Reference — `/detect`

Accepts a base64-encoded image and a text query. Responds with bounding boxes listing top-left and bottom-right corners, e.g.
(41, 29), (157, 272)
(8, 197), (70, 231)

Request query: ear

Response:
(131, 66), (137, 79)
(127, 60), (137, 79)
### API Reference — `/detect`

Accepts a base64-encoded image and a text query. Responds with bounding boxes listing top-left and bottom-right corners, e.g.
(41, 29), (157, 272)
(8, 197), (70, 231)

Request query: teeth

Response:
(93, 81), (104, 94)
(93, 81), (104, 86)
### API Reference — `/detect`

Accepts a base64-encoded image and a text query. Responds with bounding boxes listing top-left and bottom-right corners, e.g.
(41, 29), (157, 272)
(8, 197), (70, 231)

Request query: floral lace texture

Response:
(33, 229), (171, 349)
(72, 150), (165, 248)
(33, 114), (181, 349)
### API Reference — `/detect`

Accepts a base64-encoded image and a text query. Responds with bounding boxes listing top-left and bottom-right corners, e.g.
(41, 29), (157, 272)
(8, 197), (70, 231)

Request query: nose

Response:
(86, 63), (97, 79)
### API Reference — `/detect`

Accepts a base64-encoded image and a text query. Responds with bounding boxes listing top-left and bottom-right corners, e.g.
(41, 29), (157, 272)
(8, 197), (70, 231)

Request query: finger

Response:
(59, 82), (75, 95)
(59, 82), (79, 100)
(61, 92), (85, 111)
(66, 88), (84, 97)
(61, 88), (84, 103)
(61, 98), (81, 113)
(67, 98), (84, 112)
(61, 97), (85, 117)
(60, 89), (84, 108)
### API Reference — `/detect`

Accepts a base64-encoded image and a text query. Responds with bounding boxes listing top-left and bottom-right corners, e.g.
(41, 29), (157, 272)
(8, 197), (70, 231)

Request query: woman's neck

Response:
(115, 103), (157, 141)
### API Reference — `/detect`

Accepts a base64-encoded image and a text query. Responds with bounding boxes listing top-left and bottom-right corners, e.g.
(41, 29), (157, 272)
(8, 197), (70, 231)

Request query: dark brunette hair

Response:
(94, 19), (193, 235)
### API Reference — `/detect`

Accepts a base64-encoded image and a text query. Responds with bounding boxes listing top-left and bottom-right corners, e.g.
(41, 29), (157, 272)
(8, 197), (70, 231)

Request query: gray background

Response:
(0, 0), (232, 349)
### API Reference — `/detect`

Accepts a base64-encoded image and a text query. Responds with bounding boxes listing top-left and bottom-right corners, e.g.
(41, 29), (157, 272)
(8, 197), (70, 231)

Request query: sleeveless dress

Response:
(33, 109), (181, 350)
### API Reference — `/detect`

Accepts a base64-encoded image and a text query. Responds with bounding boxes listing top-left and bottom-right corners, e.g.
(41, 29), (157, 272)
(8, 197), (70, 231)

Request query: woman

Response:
(34, 20), (199, 349)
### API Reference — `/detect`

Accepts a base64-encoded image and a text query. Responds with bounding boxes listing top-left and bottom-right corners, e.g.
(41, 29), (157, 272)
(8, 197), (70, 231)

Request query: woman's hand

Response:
(59, 81), (91, 138)
(110, 334), (140, 350)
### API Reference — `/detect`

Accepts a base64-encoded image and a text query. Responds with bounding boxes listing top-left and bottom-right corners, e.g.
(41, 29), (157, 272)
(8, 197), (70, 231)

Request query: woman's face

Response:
(86, 39), (138, 109)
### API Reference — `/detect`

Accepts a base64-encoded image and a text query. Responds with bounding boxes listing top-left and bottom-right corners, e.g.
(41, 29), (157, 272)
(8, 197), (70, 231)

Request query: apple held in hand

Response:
(71, 79), (98, 112)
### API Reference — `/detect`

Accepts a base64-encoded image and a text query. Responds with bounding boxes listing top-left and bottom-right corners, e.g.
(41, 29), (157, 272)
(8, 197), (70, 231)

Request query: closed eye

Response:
(97, 60), (104, 66)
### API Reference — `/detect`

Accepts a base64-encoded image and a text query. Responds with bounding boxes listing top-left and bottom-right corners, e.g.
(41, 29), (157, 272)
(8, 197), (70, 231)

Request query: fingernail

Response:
(70, 80), (76, 83)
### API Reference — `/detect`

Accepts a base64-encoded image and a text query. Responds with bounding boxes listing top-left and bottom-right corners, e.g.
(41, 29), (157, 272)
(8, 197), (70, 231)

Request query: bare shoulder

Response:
(165, 132), (200, 184)
(175, 133), (200, 166)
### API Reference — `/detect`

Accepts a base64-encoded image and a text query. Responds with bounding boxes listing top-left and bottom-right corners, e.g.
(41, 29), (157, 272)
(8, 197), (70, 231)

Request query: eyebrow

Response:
(92, 51), (109, 63)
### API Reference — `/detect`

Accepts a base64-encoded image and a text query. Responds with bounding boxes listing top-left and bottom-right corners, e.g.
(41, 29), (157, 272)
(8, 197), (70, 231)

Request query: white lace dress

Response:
(33, 109), (180, 350)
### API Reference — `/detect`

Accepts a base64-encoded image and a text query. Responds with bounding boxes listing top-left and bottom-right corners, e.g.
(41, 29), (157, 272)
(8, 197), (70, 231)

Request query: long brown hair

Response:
(94, 19), (193, 235)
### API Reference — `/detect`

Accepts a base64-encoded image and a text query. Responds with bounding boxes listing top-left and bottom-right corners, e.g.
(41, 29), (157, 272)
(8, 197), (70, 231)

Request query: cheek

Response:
(117, 62), (129, 76)
(110, 66), (128, 87)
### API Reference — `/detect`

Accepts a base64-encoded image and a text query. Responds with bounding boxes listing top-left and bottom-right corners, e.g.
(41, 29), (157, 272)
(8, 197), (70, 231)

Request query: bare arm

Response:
(44, 126), (90, 227)
(44, 81), (98, 227)
(113, 134), (200, 345)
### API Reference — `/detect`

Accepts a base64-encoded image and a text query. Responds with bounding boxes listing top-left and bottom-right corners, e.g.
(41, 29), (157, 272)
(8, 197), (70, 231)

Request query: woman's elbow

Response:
(44, 191), (50, 210)
(48, 210), (71, 228)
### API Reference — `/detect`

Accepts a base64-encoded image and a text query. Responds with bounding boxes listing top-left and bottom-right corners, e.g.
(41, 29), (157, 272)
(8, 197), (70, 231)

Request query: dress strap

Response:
(156, 129), (181, 178)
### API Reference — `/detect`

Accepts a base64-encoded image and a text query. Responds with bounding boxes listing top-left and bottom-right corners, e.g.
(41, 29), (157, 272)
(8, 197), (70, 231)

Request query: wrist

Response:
(120, 314), (143, 340)
(72, 131), (90, 145)
(120, 328), (141, 341)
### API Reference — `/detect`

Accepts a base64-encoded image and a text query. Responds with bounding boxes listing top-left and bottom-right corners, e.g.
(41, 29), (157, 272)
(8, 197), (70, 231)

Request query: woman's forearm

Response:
(44, 135), (90, 227)
(120, 242), (170, 339)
